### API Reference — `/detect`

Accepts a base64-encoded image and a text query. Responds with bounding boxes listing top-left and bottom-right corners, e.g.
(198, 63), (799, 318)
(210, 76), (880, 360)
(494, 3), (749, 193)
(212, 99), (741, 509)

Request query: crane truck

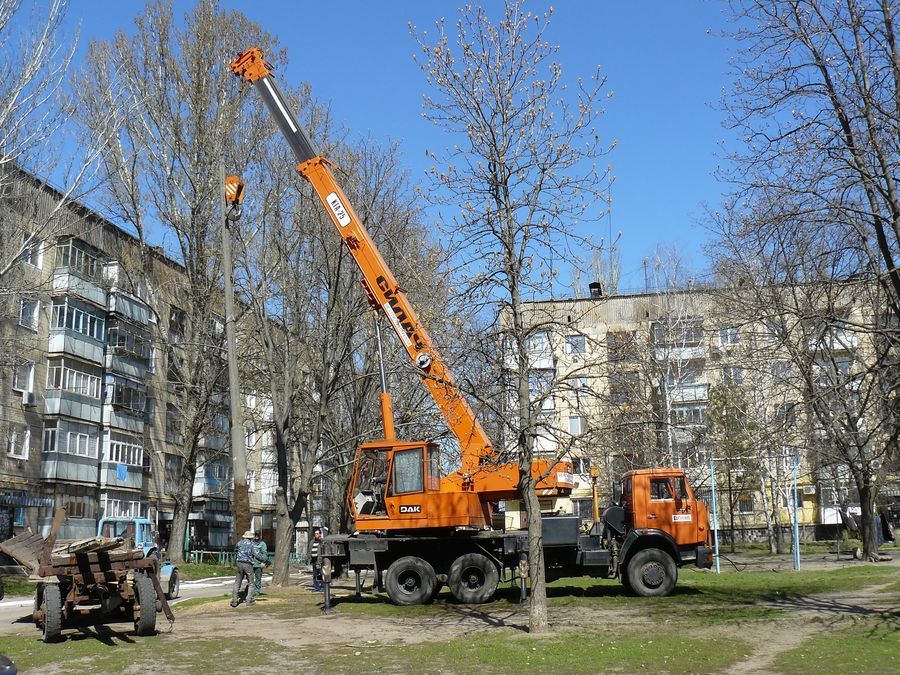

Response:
(230, 48), (713, 605)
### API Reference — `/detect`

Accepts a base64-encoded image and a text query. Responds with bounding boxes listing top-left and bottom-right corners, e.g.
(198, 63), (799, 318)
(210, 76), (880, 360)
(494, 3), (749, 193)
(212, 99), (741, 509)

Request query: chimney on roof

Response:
(588, 282), (603, 298)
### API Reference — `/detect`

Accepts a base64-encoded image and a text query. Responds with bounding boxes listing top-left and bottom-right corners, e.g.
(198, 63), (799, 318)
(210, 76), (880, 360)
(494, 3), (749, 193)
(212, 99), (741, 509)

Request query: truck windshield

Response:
(101, 521), (136, 540)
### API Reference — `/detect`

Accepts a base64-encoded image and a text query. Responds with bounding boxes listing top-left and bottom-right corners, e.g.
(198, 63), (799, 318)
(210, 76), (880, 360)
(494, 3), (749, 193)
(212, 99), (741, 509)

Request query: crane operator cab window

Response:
(392, 447), (425, 494)
(354, 449), (388, 516)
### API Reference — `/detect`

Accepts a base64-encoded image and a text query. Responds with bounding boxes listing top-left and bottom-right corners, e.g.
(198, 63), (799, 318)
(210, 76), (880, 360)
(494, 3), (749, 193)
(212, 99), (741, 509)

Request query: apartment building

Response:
(0, 169), (275, 546)
(517, 284), (892, 541)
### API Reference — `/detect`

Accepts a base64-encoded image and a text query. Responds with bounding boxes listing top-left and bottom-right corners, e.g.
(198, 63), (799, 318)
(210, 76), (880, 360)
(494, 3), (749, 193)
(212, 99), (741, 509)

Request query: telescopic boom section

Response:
(230, 48), (493, 475)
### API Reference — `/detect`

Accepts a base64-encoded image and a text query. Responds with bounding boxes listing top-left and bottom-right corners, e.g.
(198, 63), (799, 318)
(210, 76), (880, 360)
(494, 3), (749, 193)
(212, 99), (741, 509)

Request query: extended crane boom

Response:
(231, 48), (573, 532)
(230, 47), (492, 474)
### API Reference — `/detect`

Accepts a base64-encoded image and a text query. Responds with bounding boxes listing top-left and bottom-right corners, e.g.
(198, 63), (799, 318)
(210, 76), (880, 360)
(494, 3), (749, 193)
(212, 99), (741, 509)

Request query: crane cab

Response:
(348, 440), (491, 532)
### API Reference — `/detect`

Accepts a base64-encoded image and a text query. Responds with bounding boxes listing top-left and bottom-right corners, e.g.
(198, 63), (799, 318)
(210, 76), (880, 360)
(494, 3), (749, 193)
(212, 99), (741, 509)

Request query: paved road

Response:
(0, 574), (273, 637)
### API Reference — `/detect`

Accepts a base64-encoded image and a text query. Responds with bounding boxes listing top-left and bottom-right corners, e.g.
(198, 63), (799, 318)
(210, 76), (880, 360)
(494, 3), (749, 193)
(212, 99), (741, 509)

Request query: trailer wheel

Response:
(40, 584), (63, 643)
(167, 570), (180, 600)
(385, 556), (436, 605)
(626, 548), (677, 597)
(133, 573), (158, 636)
(448, 553), (499, 604)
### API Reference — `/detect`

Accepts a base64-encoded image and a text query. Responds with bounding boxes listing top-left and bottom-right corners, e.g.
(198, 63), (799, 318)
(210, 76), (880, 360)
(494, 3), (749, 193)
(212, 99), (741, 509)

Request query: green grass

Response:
(775, 619), (899, 674)
(0, 633), (281, 674)
(2, 577), (34, 598)
(305, 629), (752, 674)
(174, 561), (234, 580)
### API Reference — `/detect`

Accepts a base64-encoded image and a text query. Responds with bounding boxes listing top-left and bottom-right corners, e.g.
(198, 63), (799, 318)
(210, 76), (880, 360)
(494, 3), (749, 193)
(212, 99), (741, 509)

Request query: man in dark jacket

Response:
(309, 528), (322, 591)
(231, 530), (267, 607)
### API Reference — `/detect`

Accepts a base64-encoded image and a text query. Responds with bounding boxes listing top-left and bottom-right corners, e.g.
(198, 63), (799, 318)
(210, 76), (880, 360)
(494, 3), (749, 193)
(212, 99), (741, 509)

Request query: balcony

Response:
(198, 432), (227, 452)
(98, 463), (143, 491)
(48, 330), (104, 365)
(41, 453), (99, 483)
(52, 271), (107, 308)
(44, 390), (102, 424)
(108, 291), (152, 326)
(668, 383), (710, 403)
(654, 344), (706, 362)
(103, 406), (144, 434)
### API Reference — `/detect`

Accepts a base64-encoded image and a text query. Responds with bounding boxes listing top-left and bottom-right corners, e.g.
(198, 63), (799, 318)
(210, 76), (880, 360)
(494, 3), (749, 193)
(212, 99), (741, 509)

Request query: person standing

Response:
(231, 530), (266, 607)
(309, 528), (322, 591)
(253, 532), (268, 596)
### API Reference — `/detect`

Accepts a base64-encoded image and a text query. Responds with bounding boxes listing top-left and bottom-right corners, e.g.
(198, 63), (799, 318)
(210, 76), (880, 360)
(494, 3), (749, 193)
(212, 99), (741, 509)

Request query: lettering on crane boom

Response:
(326, 192), (352, 227)
(376, 276), (426, 351)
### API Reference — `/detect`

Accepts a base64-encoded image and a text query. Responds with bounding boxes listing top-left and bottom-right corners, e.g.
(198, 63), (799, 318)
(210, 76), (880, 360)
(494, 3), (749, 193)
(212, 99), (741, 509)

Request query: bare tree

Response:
(0, 0), (118, 361)
(76, 0), (279, 563)
(722, 0), (900, 324)
(412, 1), (611, 633)
(710, 199), (897, 561)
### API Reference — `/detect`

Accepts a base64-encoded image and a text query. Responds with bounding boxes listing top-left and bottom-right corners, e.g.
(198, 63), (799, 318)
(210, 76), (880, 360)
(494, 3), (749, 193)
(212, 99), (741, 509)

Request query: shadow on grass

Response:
(768, 593), (900, 627)
(69, 623), (138, 646)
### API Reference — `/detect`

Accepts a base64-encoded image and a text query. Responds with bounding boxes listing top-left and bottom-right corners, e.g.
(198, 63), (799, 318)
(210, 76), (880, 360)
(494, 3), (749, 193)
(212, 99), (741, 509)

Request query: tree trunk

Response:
(856, 477), (881, 561)
(168, 469), (196, 565)
(521, 476), (549, 634)
(272, 487), (295, 586)
(760, 475), (776, 554)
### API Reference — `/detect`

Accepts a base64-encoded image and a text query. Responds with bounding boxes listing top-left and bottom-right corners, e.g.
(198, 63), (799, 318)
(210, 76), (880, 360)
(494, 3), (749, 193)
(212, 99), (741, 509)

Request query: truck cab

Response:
(97, 517), (180, 600)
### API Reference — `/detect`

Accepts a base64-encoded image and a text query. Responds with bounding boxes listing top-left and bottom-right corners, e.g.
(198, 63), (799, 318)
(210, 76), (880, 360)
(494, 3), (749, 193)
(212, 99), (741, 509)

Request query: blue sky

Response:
(66, 1), (737, 291)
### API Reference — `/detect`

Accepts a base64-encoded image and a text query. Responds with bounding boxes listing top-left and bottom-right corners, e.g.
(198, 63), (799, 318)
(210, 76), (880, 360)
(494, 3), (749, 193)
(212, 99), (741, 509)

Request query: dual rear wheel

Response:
(384, 553), (499, 606)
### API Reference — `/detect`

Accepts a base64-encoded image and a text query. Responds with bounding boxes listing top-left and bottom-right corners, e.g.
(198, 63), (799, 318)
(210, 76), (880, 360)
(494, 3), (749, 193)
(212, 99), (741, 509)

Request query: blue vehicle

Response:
(97, 517), (180, 601)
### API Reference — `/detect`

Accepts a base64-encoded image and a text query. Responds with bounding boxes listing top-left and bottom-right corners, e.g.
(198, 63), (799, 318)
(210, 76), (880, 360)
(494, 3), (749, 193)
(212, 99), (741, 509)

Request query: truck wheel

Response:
(41, 584), (63, 643)
(448, 553), (499, 604)
(167, 570), (180, 600)
(385, 556), (436, 605)
(620, 570), (634, 595)
(133, 573), (158, 636)
(626, 548), (677, 597)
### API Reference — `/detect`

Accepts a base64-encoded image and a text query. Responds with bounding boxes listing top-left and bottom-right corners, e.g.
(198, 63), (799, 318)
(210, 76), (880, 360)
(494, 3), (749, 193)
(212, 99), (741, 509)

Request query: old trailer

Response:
(0, 509), (174, 642)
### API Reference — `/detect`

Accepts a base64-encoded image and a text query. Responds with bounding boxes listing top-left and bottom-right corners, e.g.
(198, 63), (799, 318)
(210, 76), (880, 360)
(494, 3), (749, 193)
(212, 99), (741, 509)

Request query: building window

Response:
(21, 233), (42, 268)
(55, 238), (101, 279)
(164, 454), (183, 493)
(526, 331), (550, 355)
(51, 297), (105, 341)
(18, 298), (39, 330)
(106, 377), (146, 414)
(11, 360), (34, 393)
(7, 426), (31, 459)
(606, 331), (637, 361)
(169, 306), (187, 345)
(652, 318), (704, 347)
(570, 456), (591, 474)
(564, 334), (586, 355)
(52, 485), (96, 520)
(771, 360), (791, 381)
(672, 405), (706, 426)
(247, 470), (256, 492)
(46, 357), (102, 399)
(64, 422), (99, 458)
(105, 432), (143, 467)
(722, 366), (744, 385)
(735, 493), (755, 514)
(719, 326), (740, 347)
(529, 369), (556, 410)
(568, 415), (587, 436)
(107, 320), (150, 359)
(42, 423), (57, 453)
(166, 404), (184, 445)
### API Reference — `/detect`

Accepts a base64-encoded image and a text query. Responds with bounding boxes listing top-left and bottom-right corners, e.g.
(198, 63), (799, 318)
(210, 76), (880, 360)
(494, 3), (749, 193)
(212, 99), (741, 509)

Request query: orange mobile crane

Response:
(230, 48), (712, 604)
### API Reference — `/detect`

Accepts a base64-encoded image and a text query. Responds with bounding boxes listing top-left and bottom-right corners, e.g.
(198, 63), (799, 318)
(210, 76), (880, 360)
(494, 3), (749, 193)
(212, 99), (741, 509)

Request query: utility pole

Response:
(222, 167), (251, 537)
